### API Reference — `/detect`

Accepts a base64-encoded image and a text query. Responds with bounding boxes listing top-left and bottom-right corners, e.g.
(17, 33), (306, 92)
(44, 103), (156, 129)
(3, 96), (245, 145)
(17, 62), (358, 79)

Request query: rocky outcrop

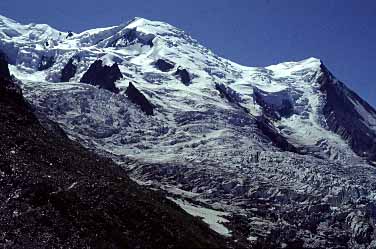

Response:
(319, 63), (376, 160)
(66, 31), (74, 38)
(125, 82), (154, 115)
(175, 67), (191, 85)
(108, 28), (155, 48)
(38, 55), (55, 71)
(215, 83), (242, 104)
(0, 50), (10, 79)
(155, 59), (175, 72)
(215, 83), (250, 114)
(0, 61), (230, 249)
(256, 116), (298, 153)
(80, 60), (122, 93)
(60, 56), (80, 82)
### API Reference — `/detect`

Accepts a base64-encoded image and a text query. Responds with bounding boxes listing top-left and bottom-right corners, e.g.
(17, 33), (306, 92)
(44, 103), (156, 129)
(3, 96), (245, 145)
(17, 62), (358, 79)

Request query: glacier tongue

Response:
(2, 15), (376, 248)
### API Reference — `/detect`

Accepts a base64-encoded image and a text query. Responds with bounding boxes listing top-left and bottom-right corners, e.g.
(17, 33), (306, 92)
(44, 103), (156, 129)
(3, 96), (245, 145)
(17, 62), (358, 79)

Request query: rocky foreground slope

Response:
(1, 14), (376, 248)
(0, 57), (232, 248)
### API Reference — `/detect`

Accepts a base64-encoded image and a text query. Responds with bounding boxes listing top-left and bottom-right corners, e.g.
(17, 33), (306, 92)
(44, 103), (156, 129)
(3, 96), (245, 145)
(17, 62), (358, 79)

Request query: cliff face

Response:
(319, 64), (376, 161)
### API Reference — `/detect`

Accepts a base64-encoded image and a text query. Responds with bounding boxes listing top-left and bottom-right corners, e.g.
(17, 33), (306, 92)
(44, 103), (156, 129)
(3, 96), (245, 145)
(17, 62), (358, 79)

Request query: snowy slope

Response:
(2, 14), (376, 248)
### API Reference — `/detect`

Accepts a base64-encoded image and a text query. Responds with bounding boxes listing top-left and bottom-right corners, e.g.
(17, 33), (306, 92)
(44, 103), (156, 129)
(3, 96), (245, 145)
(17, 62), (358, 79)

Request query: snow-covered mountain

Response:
(0, 57), (231, 249)
(1, 14), (376, 248)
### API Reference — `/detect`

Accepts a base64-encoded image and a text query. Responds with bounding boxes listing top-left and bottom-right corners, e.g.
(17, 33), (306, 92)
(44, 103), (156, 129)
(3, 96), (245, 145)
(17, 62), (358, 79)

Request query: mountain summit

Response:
(1, 15), (376, 248)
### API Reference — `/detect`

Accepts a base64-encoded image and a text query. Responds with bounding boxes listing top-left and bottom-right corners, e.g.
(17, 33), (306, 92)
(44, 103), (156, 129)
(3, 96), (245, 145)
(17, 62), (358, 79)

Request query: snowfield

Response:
(168, 197), (232, 237)
(1, 14), (376, 248)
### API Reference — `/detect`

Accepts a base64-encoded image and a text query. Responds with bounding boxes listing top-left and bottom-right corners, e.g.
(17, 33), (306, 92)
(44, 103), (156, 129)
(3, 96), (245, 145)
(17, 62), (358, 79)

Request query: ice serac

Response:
(80, 60), (122, 93)
(253, 86), (294, 120)
(318, 63), (376, 161)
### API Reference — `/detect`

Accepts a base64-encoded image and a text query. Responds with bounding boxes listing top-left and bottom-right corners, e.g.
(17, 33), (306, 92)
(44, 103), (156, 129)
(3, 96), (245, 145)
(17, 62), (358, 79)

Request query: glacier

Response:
(1, 14), (376, 248)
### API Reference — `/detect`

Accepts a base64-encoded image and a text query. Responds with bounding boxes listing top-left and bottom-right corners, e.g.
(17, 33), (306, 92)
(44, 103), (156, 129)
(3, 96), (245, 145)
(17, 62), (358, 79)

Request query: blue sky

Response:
(1, 0), (375, 107)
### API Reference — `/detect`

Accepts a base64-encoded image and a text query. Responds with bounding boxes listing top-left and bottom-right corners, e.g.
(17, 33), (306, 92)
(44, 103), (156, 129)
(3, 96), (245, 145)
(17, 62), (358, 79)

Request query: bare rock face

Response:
(125, 82), (154, 115)
(0, 51), (10, 79)
(253, 87), (294, 120)
(155, 59), (175, 72)
(61, 56), (80, 82)
(38, 55), (55, 71)
(215, 83), (242, 104)
(175, 67), (191, 85)
(256, 116), (298, 153)
(66, 31), (74, 38)
(80, 60), (122, 93)
(319, 64), (376, 160)
(107, 27), (155, 48)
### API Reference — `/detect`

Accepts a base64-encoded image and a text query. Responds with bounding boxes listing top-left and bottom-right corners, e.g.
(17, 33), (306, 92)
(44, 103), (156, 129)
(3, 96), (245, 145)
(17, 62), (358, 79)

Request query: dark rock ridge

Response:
(215, 83), (242, 104)
(155, 58), (175, 72)
(66, 31), (74, 39)
(125, 82), (154, 115)
(215, 83), (250, 114)
(80, 60), (122, 93)
(60, 56), (80, 82)
(318, 63), (376, 160)
(0, 50), (10, 79)
(0, 69), (230, 248)
(108, 28), (155, 48)
(38, 55), (55, 71)
(175, 67), (191, 85)
(256, 116), (299, 153)
(253, 87), (294, 120)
